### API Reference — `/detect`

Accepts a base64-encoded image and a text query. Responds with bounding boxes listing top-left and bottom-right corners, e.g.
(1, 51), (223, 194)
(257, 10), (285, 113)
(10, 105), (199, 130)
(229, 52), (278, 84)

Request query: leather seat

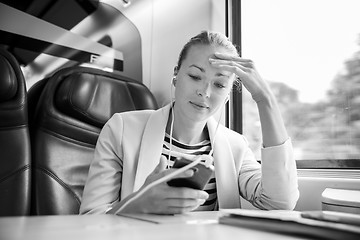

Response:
(29, 66), (157, 215)
(0, 48), (31, 216)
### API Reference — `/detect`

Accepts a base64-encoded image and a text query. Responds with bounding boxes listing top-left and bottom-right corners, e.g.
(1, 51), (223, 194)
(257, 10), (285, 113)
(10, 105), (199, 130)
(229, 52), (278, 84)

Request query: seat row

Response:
(0, 48), (158, 216)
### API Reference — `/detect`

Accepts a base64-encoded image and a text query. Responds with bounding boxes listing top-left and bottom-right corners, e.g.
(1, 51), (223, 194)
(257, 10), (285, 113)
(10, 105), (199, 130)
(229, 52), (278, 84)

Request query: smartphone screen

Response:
(167, 158), (214, 190)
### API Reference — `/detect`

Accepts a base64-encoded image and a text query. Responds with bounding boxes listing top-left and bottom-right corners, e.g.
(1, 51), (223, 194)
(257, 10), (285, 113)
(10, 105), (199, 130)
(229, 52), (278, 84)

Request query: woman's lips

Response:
(190, 101), (209, 109)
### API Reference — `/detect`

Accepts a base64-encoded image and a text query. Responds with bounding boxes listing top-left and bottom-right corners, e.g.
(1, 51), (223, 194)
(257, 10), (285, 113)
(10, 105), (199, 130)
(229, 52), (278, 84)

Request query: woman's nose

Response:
(196, 83), (211, 98)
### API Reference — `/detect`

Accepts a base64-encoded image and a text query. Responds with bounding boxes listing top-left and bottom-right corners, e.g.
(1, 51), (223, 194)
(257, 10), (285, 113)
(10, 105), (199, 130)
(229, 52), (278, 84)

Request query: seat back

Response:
(29, 66), (157, 215)
(0, 48), (31, 216)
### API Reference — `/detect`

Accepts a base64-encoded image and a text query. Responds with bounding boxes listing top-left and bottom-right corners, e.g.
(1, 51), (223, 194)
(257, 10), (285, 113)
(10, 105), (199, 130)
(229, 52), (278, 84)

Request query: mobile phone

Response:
(167, 157), (214, 190)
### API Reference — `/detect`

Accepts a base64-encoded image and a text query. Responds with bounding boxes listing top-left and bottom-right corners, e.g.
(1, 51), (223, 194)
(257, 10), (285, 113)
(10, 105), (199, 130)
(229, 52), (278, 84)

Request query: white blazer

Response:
(80, 104), (299, 214)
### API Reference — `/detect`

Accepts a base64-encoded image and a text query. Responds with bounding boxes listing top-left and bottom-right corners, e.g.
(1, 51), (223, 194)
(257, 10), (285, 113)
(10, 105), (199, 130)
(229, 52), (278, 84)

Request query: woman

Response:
(80, 31), (299, 215)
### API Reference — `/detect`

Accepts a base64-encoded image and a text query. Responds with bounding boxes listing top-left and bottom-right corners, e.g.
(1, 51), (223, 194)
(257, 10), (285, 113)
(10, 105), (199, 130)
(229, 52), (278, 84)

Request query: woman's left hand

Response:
(209, 52), (271, 103)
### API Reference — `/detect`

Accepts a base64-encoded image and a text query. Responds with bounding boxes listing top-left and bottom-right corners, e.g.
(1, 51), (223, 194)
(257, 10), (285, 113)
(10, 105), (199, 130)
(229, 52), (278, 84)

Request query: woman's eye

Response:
(189, 74), (201, 80)
(214, 82), (226, 89)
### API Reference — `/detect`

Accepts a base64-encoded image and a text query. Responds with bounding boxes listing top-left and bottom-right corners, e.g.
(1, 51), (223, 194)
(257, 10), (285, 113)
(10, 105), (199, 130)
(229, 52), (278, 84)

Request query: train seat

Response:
(29, 66), (157, 215)
(0, 48), (31, 216)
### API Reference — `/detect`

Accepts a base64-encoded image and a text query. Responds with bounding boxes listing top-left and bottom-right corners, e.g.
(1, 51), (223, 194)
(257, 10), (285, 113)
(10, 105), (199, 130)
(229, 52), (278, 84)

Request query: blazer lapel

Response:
(208, 118), (241, 209)
(133, 104), (171, 191)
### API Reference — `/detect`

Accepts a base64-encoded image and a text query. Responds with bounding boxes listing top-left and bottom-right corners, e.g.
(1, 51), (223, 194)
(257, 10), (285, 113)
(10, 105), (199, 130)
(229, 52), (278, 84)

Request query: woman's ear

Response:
(173, 66), (178, 76)
(172, 66), (179, 87)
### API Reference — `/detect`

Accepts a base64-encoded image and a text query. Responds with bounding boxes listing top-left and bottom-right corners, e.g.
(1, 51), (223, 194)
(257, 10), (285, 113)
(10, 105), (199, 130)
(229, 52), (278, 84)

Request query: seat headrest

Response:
(0, 48), (27, 128)
(54, 70), (151, 128)
(0, 56), (18, 102)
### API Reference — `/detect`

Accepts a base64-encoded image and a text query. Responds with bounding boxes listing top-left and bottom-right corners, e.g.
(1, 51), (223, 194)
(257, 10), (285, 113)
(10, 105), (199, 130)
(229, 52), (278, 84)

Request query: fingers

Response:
(141, 157), (211, 214)
(210, 52), (254, 71)
(164, 187), (209, 200)
(163, 188), (209, 214)
(213, 52), (251, 63)
(209, 57), (253, 70)
(146, 187), (209, 214)
(143, 156), (168, 185)
(209, 53), (261, 91)
(164, 198), (206, 213)
(165, 194), (207, 208)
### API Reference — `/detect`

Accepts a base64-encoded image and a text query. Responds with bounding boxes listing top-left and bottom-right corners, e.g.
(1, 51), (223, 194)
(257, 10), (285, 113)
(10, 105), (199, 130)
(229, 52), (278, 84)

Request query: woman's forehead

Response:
(181, 45), (232, 75)
(186, 44), (226, 59)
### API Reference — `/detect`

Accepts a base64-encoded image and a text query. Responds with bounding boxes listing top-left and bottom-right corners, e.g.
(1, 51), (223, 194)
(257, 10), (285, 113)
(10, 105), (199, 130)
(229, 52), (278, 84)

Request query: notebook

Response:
(219, 209), (360, 240)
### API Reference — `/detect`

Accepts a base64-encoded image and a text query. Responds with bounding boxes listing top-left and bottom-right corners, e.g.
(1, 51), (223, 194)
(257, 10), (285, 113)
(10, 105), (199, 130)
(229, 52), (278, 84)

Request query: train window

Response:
(240, 0), (360, 168)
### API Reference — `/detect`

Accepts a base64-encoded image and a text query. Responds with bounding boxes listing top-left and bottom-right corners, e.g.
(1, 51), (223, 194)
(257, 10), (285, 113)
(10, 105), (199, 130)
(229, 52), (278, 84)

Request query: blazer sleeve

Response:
(79, 114), (124, 214)
(239, 138), (299, 210)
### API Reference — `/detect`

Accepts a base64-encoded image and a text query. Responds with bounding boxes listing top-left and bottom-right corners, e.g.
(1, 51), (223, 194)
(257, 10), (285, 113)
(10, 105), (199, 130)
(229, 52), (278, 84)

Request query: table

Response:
(0, 211), (332, 240)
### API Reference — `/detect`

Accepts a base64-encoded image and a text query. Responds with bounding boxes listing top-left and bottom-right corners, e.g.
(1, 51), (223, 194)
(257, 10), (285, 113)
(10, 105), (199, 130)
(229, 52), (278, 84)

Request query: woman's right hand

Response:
(114, 156), (209, 215)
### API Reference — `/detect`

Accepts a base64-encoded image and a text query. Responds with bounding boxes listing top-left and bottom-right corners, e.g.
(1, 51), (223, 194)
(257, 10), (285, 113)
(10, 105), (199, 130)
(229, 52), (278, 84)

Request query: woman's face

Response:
(174, 44), (235, 123)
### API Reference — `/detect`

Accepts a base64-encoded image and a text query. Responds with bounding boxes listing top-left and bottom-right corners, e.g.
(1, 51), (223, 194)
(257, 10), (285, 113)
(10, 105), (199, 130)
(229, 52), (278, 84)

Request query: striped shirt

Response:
(162, 133), (217, 211)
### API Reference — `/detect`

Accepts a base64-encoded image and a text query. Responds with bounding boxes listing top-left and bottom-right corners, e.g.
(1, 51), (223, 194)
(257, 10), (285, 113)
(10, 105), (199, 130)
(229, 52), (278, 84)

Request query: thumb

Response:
(144, 156), (168, 185)
(151, 155), (167, 175)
